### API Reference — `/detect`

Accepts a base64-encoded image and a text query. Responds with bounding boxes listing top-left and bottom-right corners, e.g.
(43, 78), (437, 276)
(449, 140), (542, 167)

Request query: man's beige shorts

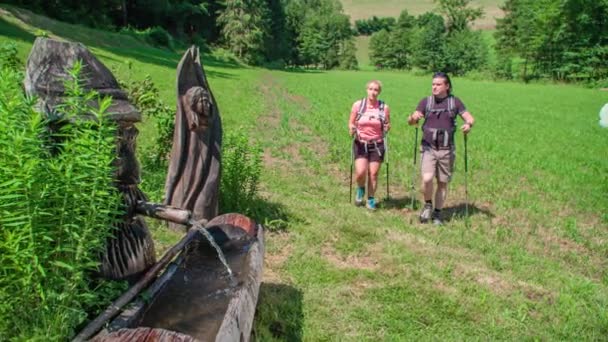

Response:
(420, 145), (455, 183)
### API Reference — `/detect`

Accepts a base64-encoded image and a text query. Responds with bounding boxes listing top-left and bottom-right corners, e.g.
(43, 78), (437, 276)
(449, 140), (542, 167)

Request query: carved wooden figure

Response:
(164, 46), (222, 231)
(24, 37), (156, 280)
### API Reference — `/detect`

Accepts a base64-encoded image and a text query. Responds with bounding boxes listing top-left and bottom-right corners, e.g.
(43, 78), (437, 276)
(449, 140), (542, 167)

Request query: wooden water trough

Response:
(77, 209), (264, 342)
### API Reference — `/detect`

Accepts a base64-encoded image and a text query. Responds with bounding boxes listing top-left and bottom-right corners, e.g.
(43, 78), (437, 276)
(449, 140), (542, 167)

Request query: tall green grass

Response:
(250, 69), (608, 340)
(0, 62), (126, 340)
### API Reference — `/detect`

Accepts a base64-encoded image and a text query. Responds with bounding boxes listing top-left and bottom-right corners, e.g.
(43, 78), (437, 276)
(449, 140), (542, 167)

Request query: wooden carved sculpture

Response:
(24, 37), (156, 280)
(164, 46), (222, 231)
(70, 46), (264, 342)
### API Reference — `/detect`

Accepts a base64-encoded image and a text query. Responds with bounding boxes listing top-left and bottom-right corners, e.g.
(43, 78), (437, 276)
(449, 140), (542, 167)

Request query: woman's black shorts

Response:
(353, 140), (385, 162)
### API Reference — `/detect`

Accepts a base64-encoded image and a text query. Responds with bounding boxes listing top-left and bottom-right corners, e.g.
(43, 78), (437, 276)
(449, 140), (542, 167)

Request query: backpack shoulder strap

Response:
(378, 100), (385, 121)
(425, 95), (434, 118)
(448, 95), (455, 113)
(355, 97), (366, 123)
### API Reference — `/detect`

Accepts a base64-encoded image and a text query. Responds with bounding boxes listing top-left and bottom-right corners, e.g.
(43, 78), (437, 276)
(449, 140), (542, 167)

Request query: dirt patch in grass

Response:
(263, 231), (293, 283)
(286, 93), (312, 112)
(258, 74), (282, 129)
(263, 147), (292, 169)
(349, 280), (377, 299)
(321, 244), (380, 270)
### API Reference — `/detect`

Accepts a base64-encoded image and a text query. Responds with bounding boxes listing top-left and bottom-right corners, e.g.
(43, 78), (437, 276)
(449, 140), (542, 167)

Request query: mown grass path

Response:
(252, 71), (608, 340)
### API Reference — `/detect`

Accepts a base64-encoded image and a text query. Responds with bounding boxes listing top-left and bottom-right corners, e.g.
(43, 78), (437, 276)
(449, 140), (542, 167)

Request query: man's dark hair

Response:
(433, 71), (452, 95)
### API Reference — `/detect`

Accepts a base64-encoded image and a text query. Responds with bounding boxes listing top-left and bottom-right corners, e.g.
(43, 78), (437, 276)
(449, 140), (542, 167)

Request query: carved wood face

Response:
(184, 86), (213, 132)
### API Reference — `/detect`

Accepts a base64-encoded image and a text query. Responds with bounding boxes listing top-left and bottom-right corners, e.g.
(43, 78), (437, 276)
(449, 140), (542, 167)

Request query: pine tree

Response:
(218, 0), (270, 63)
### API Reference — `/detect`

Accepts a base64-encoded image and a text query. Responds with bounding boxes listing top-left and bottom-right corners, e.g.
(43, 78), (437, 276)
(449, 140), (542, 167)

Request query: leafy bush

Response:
(123, 75), (174, 168)
(0, 63), (126, 339)
(120, 26), (174, 50)
(210, 47), (241, 65)
(493, 54), (514, 80)
(145, 26), (174, 49)
(220, 130), (262, 216)
(0, 41), (21, 72)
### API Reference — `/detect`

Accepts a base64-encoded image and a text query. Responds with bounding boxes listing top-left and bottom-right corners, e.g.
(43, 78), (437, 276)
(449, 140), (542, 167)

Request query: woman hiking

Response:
(348, 80), (391, 210)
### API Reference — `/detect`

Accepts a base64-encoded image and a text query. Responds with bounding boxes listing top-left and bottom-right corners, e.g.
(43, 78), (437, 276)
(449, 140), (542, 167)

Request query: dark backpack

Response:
(422, 95), (457, 149)
(424, 95), (456, 118)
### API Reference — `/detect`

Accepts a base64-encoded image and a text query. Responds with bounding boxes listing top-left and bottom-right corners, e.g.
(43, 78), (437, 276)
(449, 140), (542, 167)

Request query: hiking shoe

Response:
(419, 203), (432, 223)
(366, 197), (376, 210)
(355, 187), (365, 206)
(432, 210), (443, 225)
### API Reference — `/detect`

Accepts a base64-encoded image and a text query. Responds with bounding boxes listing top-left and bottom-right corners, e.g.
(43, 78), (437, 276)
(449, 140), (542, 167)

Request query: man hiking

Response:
(348, 80), (391, 210)
(408, 72), (475, 225)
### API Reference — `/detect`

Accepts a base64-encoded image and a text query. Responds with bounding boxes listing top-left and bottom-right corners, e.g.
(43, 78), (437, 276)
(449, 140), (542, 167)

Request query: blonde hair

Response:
(366, 80), (382, 92)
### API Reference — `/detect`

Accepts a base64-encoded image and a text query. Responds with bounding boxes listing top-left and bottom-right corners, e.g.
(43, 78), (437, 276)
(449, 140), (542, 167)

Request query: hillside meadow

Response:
(1, 5), (607, 340)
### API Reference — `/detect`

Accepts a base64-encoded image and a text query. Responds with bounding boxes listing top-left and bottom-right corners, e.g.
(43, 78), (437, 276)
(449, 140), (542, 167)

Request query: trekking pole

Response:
(385, 133), (389, 200)
(410, 127), (418, 211)
(349, 135), (354, 203)
(464, 133), (469, 227)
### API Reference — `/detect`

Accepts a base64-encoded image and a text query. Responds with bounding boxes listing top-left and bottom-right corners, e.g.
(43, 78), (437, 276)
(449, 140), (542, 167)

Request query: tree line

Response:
(367, 0), (607, 83)
(368, 0), (486, 76)
(5, 0), (607, 82)
(5, 0), (357, 69)
(495, 0), (607, 82)
(354, 16), (395, 36)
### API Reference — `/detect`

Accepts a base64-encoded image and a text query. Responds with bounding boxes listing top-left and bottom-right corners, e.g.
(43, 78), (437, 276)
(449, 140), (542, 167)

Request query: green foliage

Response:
(369, 8), (488, 74)
(121, 26), (175, 50)
(4, 0), (219, 43)
(354, 16), (396, 36)
(5, 0), (362, 69)
(34, 28), (49, 37)
(218, 0), (270, 64)
(493, 54), (514, 80)
(495, 0), (608, 82)
(210, 47), (241, 64)
(369, 29), (391, 68)
(220, 130), (262, 216)
(368, 10), (416, 70)
(411, 12), (447, 71)
(339, 39), (359, 70)
(434, 0), (484, 33)
(444, 29), (488, 75)
(0, 41), (21, 72)
(123, 75), (174, 167)
(286, 0), (357, 69)
(263, 0), (292, 63)
(0, 63), (126, 339)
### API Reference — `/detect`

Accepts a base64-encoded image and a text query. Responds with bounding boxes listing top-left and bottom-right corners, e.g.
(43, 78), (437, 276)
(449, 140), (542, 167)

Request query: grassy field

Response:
(2, 6), (608, 341)
(340, 0), (504, 29)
